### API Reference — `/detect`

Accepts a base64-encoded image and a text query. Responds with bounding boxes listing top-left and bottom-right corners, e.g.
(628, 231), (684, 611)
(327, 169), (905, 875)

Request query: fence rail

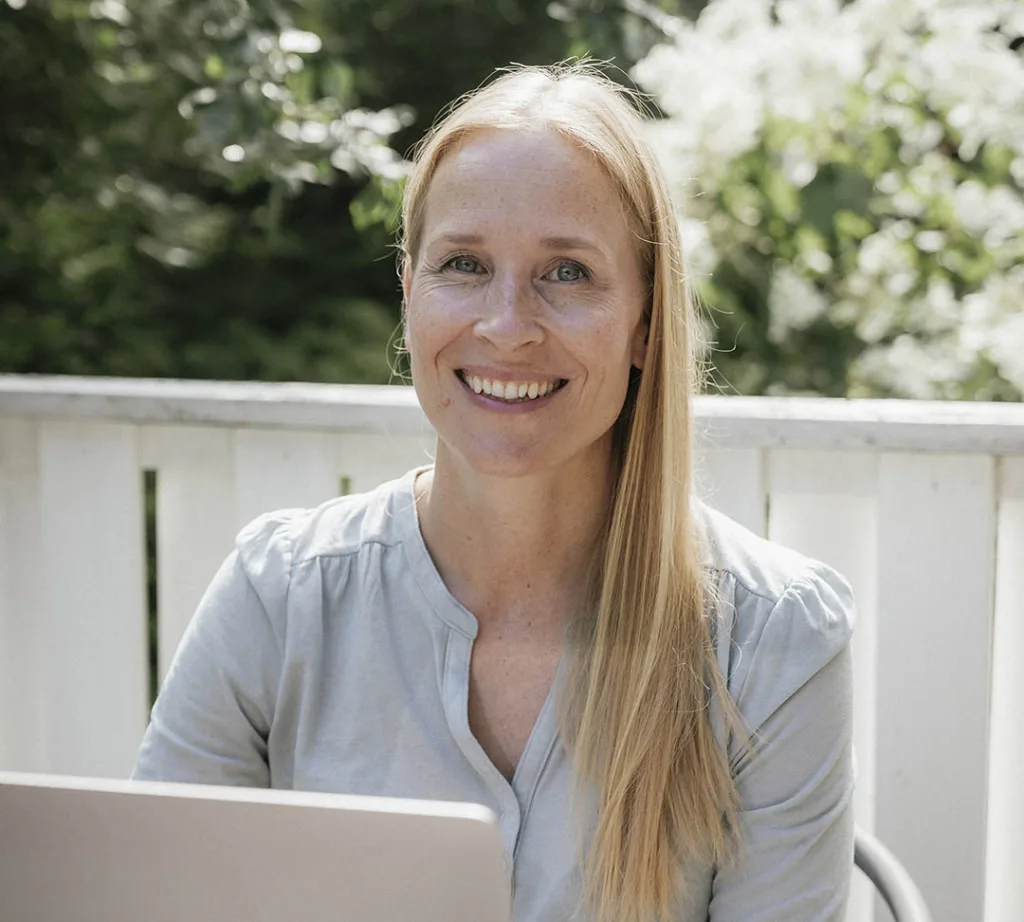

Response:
(2, 374), (1023, 922)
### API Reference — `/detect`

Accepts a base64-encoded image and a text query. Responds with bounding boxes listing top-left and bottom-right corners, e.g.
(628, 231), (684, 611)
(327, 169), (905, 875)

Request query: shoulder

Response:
(232, 469), (419, 607)
(697, 499), (856, 632)
(696, 500), (843, 607)
(696, 501), (856, 729)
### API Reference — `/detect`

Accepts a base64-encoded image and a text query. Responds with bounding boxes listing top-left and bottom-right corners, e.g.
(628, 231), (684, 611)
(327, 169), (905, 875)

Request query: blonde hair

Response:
(400, 63), (742, 922)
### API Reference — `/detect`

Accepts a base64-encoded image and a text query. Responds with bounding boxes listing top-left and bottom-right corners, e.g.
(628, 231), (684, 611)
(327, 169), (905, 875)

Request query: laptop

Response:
(0, 771), (511, 922)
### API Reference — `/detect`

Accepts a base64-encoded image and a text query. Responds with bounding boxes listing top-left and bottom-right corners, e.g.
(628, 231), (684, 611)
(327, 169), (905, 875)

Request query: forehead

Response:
(420, 128), (635, 249)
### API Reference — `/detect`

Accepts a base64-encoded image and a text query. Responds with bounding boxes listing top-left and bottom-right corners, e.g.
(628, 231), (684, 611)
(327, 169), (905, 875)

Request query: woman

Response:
(133, 64), (855, 922)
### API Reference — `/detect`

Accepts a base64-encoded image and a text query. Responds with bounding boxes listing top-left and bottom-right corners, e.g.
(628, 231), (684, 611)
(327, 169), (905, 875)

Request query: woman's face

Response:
(404, 127), (648, 479)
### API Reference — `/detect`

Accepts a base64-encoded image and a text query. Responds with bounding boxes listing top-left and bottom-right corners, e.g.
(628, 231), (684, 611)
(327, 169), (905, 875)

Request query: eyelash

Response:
(441, 254), (591, 282)
(442, 254), (484, 274)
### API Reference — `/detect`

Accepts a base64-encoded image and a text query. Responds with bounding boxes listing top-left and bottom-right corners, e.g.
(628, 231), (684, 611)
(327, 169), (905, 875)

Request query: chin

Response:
(439, 427), (615, 481)
(448, 439), (554, 479)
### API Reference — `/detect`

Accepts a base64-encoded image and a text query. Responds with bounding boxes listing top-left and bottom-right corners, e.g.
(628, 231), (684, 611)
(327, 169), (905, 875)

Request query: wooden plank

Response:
(875, 454), (996, 922)
(233, 429), (342, 530)
(766, 451), (879, 922)
(37, 421), (148, 777)
(0, 420), (47, 772)
(694, 446), (766, 537)
(0, 376), (433, 435)
(331, 432), (437, 495)
(984, 458), (1024, 922)
(141, 426), (237, 685)
(5, 374), (1024, 451)
(695, 395), (1024, 454)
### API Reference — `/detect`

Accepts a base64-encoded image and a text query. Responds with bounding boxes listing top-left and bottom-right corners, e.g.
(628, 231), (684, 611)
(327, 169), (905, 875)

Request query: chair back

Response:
(854, 827), (933, 922)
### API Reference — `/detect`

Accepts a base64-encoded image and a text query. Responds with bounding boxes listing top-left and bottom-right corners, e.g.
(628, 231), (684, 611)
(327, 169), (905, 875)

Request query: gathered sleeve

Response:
(709, 566), (856, 922)
(131, 512), (295, 787)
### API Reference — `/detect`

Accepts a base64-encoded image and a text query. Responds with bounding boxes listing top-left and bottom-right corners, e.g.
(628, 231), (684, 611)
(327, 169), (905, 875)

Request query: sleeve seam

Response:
(729, 567), (838, 725)
(236, 542), (288, 664)
(709, 561), (827, 609)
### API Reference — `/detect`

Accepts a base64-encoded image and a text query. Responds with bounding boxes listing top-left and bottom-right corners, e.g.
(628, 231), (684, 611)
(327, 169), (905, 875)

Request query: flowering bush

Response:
(633, 0), (1024, 399)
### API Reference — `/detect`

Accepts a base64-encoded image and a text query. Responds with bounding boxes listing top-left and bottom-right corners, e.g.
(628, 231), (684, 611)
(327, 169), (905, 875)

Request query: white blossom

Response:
(853, 333), (977, 400)
(278, 30), (322, 55)
(634, 0), (1024, 399)
(768, 266), (830, 343)
(961, 269), (1024, 391)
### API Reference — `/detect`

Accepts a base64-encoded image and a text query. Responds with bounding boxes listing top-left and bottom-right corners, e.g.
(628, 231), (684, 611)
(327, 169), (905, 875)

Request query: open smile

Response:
(456, 370), (567, 404)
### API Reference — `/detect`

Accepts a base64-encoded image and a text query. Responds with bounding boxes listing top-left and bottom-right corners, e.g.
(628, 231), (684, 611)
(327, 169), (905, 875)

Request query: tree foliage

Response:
(0, 0), (676, 383)
(634, 0), (1024, 400)
(6, 0), (1019, 402)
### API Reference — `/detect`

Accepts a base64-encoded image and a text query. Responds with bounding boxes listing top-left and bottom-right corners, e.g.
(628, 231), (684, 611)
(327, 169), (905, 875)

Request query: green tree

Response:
(0, 0), (680, 384)
(634, 0), (1024, 400)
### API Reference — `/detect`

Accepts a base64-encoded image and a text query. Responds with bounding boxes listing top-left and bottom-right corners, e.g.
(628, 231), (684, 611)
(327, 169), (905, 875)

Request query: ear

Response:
(631, 316), (649, 371)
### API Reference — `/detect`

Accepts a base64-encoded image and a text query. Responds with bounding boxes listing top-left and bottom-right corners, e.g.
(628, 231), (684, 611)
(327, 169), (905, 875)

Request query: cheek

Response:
(566, 308), (639, 374)
(404, 290), (446, 353)
(407, 281), (476, 336)
(577, 312), (644, 414)
(403, 299), (434, 384)
(405, 287), (470, 387)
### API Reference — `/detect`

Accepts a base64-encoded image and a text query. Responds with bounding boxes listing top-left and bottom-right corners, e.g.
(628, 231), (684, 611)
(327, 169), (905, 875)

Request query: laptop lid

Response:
(0, 772), (511, 922)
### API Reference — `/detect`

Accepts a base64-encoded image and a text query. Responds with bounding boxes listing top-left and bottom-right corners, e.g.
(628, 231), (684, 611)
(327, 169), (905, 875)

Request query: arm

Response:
(710, 571), (856, 922)
(131, 524), (287, 786)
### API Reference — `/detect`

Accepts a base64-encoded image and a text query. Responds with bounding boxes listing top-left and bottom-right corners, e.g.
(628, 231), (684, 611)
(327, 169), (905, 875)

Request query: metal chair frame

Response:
(854, 827), (933, 922)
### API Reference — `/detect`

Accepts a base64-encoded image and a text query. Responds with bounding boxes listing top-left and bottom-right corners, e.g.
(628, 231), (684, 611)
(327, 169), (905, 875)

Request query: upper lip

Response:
(456, 366), (565, 382)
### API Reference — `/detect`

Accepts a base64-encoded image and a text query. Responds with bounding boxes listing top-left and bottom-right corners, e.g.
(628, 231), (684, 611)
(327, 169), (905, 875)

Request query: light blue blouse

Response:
(132, 467), (856, 921)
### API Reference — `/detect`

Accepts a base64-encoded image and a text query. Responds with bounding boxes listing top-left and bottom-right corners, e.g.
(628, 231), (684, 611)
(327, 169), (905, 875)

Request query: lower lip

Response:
(456, 374), (563, 413)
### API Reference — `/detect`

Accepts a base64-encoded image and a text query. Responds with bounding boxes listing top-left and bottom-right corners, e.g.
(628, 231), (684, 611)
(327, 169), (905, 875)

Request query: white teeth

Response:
(463, 373), (560, 402)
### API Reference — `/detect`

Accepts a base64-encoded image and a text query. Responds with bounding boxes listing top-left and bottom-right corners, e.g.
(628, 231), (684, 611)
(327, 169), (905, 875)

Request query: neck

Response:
(415, 444), (615, 630)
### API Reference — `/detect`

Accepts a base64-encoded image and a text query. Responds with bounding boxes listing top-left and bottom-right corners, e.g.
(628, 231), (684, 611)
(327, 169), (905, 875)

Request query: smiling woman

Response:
(132, 64), (856, 922)
(403, 125), (647, 477)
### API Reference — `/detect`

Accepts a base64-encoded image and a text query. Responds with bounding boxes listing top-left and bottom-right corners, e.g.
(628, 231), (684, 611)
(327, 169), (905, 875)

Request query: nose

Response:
(473, 269), (544, 351)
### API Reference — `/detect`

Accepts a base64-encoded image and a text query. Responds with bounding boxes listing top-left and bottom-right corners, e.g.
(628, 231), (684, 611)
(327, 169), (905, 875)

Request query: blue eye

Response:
(551, 262), (588, 282)
(447, 255), (481, 274)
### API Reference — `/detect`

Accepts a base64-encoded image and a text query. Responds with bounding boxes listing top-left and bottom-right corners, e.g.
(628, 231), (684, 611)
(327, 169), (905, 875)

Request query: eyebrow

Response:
(540, 235), (605, 255)
(436, 233), (484, 246)
(434, 232), (607, 256)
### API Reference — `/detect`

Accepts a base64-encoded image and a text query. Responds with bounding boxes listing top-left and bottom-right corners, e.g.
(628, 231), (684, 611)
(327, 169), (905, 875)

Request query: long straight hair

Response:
(400, 64), (743, 922)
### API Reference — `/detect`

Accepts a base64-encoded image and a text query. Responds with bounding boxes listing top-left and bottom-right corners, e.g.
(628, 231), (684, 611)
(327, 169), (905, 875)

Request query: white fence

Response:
(1, 374), (1022, 922)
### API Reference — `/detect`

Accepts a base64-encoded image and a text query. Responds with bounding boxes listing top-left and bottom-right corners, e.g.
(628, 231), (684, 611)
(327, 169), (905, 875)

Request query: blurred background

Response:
(1, 0), (1022, 401)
